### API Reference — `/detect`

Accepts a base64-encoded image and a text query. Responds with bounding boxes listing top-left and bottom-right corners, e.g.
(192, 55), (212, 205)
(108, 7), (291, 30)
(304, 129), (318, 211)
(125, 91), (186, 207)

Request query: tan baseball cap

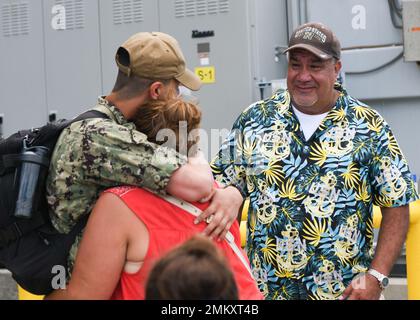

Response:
(116, 32), (202, 91)
(284, 22), (341, 60)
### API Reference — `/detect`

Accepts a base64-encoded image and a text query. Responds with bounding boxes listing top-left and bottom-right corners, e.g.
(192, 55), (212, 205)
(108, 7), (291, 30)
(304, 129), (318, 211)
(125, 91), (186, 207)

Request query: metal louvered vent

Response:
(219, 0), (229, 13)
(55, 0), (85, 30)
(207, 0), (218, 15)
(113, 0), (144, 25)
(1, 2), (29, 38)
(196, 0), (207, 15)
(175, 0), (230, 18)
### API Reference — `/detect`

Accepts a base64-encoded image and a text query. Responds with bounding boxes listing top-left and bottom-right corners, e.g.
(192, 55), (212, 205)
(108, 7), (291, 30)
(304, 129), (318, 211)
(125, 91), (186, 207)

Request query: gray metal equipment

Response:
(286, 0), (420, 101)
(1, 1), (48, 138)
(1, 0), (419, 177)
(44, 0), (102, 120)
(402, 0), (420, 61)
(159, 0), (287, 157)
(0, 0), (160, 137)
(0, 0), (287, 161)
(277, 0), (420, 183)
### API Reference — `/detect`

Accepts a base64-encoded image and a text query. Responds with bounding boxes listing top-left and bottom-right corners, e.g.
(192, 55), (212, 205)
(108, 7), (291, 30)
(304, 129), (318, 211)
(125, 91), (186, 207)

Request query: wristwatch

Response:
(368, 269), (390, 290)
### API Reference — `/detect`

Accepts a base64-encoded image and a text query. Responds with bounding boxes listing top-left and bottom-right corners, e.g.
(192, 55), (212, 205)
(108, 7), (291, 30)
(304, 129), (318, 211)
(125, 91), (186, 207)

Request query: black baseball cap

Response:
(284, 22), (341, 60)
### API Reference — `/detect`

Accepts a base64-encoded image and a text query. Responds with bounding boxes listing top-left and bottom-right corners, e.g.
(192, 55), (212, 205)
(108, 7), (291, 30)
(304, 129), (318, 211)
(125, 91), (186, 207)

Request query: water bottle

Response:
(14, 142), (49, 219)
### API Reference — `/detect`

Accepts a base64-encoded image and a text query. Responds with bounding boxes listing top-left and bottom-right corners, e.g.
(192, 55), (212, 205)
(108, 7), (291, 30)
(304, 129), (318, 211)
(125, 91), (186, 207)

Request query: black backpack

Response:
(0, 110), (108, 295)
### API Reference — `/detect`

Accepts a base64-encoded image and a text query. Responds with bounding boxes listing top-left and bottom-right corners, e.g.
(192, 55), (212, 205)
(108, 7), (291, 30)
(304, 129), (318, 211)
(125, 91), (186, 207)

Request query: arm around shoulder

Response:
(166, 151), (214, 202)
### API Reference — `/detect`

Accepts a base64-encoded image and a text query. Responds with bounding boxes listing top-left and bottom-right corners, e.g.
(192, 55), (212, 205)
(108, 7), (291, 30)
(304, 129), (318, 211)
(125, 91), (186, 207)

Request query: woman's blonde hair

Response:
(133, 98), (202, 156)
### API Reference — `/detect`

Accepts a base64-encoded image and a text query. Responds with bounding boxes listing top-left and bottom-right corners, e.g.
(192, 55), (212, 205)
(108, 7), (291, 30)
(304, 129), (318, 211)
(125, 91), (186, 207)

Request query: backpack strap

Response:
(3, 152), (50, 170)
(0, 214), (46, 250)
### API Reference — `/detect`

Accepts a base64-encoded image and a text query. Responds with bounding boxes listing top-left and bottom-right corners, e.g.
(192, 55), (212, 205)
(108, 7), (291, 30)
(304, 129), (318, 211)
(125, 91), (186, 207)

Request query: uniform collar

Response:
(94, 96), (130, 125)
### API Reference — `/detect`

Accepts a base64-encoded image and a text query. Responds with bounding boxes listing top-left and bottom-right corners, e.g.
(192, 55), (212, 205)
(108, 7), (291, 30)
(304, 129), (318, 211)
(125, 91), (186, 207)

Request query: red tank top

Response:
(106, 186), (263, 300)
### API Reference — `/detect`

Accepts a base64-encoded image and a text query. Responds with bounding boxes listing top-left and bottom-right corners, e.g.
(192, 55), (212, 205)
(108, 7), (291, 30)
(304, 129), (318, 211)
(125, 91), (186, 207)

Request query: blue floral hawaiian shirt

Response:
(211, 84), (418, 300)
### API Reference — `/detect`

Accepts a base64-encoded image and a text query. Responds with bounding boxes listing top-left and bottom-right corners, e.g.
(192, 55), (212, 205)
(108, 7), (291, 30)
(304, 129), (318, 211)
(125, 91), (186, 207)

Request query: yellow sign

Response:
(195, 66), (216, 84)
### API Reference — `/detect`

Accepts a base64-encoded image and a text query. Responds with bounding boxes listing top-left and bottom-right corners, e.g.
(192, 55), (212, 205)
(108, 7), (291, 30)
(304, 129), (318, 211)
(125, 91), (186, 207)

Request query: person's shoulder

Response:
(104, 186), (158, 200)
(55, 116), (112, 143)
(346, 94), (385, 120)
(242, 90), (290, 118)
(52, 117), (117, 157)
(104, 186), (138, 197)
(98, 187), (142, 213)
(67, 116), (149, 145)
(68, 116), (119, 133)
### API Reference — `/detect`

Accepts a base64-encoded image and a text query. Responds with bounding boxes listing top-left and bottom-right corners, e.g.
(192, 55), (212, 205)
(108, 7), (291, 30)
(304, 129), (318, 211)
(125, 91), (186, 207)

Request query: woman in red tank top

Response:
(45, 98), (262, 300)
(45, 184), (262, 300)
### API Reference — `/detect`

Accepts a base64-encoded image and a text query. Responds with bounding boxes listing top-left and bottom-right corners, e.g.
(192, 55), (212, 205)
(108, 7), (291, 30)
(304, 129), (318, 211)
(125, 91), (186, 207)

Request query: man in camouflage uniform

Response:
(45, 32), (214, 285)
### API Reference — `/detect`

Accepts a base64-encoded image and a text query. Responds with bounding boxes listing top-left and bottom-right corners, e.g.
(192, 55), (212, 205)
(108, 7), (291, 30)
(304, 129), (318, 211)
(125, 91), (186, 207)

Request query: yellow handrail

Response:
(240, 199), (250, 248)
(373, 201), (420, 300)
(240, 200), (420, 300)
(18, 286), (44, 300)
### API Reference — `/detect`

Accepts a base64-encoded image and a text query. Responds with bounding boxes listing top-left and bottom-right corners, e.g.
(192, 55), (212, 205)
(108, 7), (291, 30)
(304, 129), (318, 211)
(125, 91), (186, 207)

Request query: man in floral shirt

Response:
(208, 22), (418, 300)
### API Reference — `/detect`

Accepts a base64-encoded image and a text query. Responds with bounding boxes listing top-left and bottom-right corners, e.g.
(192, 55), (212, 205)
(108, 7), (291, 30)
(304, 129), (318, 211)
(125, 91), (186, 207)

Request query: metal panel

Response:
(341, 46), (420, 100)
(158, 0), (254, 158)
(403, 0), (420, 61)
(252, 0), (288, 99)
(159, 0), (285, 158)
(99, 0), (159, 94)
(370, 97), (420, 181)
(284, 0), (420, 182)
(304, 0), (403, 48)
(286, 0), (307, 35)
(43, 0), (102, 119)
(0, 0), (47, 137)
(290, 0), (420, 100)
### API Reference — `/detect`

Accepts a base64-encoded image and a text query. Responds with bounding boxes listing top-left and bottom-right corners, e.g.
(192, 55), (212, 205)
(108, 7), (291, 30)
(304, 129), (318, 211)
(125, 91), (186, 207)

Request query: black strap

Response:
(1, 110), (108, 169)
(2, 154), (21, 169)
(0, 214), (46, 250)
(3, 152), (50, 169)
